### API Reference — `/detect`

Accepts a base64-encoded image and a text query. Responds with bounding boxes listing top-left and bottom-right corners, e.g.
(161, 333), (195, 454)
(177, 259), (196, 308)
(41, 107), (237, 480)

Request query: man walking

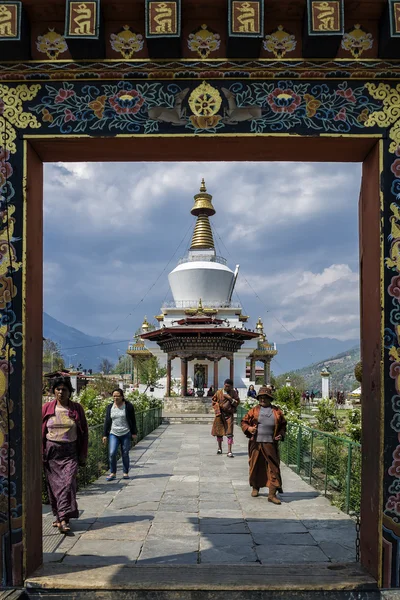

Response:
(211, 378), (240, 457)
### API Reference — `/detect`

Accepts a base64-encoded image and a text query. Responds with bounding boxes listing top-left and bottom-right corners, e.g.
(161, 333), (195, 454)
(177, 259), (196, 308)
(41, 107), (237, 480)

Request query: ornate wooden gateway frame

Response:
(1, 0), (400, 591)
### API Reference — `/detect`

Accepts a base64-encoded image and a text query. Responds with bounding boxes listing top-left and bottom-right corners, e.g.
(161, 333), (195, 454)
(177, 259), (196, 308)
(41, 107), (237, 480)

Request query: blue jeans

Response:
(109, 432), (131, 474)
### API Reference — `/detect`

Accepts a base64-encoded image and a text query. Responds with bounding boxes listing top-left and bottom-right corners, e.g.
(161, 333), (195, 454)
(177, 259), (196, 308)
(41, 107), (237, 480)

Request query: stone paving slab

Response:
(42, 423), (357, 566)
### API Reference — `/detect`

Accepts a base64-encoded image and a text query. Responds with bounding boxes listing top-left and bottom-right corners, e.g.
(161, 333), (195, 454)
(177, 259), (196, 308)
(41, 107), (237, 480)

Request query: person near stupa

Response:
(211, 378), (240, 457)
(241, 386), (286, 504)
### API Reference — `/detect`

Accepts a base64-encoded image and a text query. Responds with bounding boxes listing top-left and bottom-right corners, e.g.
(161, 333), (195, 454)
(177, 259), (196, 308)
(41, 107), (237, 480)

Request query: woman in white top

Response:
(102, 389), (137, 481)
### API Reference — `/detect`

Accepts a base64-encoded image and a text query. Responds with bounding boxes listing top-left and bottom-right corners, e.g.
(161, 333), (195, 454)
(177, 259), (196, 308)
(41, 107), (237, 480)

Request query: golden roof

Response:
(190, 179), (216, 250)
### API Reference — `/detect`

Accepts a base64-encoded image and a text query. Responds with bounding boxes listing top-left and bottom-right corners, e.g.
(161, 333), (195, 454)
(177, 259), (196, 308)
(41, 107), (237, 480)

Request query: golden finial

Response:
(198, 298), (203, 311)
(141, 316), (149, 331)
(256, 317), (264, 332)
(190, 180), (216, 250)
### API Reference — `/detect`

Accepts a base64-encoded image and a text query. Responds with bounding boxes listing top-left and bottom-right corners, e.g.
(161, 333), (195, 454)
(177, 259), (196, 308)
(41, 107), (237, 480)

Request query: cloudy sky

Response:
(44, 160), (362, 350)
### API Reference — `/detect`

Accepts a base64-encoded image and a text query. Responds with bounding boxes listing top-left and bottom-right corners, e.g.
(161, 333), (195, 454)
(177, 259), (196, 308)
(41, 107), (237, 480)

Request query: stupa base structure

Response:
(162, 396), (213, 414)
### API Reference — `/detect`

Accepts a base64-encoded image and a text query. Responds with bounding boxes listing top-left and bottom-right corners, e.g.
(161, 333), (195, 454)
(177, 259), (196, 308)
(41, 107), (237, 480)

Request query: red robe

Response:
(211, 388), (240, 437)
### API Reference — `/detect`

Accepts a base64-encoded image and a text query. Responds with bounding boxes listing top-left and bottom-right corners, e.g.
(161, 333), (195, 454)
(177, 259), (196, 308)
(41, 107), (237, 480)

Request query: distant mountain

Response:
(43, 312), (120, 371)
(275, 345), (360, 393)
(271, 337), (359, 375)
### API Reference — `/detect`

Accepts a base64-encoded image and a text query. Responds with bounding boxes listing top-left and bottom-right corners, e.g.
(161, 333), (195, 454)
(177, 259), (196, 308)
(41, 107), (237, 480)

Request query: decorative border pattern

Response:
(1, 59), (400, 82)
(0, 68), (399, 586)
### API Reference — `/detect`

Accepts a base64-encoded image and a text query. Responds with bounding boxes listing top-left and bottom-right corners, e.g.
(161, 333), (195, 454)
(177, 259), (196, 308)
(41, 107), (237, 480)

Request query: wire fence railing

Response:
(43, 406), (162, 502)
(236, 407), (361, 516)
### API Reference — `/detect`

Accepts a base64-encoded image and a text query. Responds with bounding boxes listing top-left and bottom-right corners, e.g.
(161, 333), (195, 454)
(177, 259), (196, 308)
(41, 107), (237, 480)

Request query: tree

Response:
(275, 386), (301, 411)
(137, 356), (167, 393)
(275, 372), (306, 391)
(98, 358), (114, 374)
(43, 338), (65, 373)
(113, 355), (131, 375)
(354, 361), (362, 383)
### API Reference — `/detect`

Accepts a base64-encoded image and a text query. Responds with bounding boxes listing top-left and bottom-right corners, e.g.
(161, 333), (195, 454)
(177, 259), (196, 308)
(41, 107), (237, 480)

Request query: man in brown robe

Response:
(211, 378), (240, 457)
(241, 386), (286, 504)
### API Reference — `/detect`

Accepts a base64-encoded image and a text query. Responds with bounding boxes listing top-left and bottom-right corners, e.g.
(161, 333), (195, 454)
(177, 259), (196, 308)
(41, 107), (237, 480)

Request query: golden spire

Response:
(141, 316), (149, 332)
(256, 317), (266, 342)
(190, 179), (216, 250)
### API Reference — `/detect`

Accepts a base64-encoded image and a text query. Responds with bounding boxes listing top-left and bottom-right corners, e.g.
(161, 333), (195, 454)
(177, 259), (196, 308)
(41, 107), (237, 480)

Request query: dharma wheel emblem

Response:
(188, 81), (222, 129)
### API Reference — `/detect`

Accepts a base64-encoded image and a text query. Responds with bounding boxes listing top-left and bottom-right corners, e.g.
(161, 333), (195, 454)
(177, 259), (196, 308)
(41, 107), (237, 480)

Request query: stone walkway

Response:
(42, 424), (356, 566)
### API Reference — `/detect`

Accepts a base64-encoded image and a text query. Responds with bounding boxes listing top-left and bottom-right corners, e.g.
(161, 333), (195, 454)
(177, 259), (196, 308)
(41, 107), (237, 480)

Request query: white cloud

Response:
(43, 161), (361, 343)
(236, 263), (359, 342)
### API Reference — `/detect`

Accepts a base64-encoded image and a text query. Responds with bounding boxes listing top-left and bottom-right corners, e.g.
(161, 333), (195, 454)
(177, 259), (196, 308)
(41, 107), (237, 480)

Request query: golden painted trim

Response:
(1, 57), (400, 64)
(21, 138), (27, 577)
(23, 132), (384, 141)
(378, 137), (384, 588)
(4, 77), (400, 84)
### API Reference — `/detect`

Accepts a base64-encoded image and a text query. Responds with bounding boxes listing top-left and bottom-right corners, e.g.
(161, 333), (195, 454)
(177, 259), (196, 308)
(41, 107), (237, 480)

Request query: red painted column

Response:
(230, 356), (234, 383)
(214, 358), (219, 391)
(166, 356), (172, 396)
(181, 358), (188, 396)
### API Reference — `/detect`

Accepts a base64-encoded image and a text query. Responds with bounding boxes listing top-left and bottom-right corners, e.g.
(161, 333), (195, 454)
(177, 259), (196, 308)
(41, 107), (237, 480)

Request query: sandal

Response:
(58, 521), (71, 534)
(106, 474), (116, 481)
(52, 521), (60, 528)
(122, 474), (129, 479)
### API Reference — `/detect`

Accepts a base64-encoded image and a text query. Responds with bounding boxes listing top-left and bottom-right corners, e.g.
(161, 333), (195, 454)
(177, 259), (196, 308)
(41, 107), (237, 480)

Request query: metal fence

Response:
(43, 406), (163, 502)
(236, 407), (361, 515)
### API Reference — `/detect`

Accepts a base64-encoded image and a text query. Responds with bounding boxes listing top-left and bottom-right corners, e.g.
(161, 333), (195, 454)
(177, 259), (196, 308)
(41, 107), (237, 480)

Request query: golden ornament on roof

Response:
(190, 179), (216, 250)
(141, 316), (150, 331)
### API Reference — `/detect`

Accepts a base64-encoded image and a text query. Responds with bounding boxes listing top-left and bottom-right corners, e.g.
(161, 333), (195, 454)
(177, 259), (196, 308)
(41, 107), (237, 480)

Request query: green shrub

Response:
(275, 386), (301, 411)
(315, 399), (339, 432)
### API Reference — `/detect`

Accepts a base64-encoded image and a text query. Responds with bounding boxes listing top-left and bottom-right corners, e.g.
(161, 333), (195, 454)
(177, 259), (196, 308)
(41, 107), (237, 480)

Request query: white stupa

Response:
(168, 179), (239, 306)
(128, 179), (278, 399)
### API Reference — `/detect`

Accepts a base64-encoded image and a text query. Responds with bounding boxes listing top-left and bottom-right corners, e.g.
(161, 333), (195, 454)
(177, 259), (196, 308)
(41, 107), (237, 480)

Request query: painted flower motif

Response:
(357, 108), (369, 123)
(386, 493), (400, 514)
(64, 108), (76, 122)
(336, 88), (356, 103)
(391, 159), (400, 179)
(389, 275), (400, 299)
(267, 88), (301, 114)
(334, 107), (347, 121)
(109, 89), (145, 115)
(88, 95), (107, 119)
(304, 93), (321, 118)
(55, 88), (75, 104)
(41, 108), (53, 123)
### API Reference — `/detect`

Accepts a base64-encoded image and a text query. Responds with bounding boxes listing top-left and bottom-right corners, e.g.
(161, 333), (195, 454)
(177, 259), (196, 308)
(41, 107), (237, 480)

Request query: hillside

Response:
(278, 345), (360, 393)
(43, 312), (120, 371)
(271, 337), (359, 375)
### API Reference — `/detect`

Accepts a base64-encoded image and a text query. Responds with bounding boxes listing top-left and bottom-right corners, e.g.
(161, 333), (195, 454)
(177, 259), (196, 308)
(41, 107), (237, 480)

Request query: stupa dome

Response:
(168, 180), (237, 306)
